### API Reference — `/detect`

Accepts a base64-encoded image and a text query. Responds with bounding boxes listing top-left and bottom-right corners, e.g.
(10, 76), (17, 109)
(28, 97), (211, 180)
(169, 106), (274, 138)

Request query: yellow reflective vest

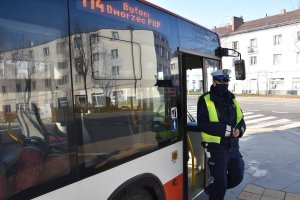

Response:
(201, 93), (243, 144)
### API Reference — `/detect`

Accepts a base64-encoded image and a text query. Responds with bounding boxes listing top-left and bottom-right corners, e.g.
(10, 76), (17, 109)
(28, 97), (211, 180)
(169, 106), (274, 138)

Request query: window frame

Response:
(43, 47), (50, 56)
(232, 41), (239, 50)
(273, 54), (282, 65)
(249, 56), (257, 66)
(273, 34), (282, 45)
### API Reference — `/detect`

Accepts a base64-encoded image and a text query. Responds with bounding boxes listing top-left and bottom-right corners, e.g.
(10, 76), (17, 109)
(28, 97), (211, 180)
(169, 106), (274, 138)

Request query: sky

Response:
(146, 0), (300, 29)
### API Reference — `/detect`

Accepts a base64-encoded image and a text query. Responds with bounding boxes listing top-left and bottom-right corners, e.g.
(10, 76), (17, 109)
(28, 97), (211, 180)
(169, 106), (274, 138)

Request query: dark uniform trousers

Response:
(205, 143), (244, 200)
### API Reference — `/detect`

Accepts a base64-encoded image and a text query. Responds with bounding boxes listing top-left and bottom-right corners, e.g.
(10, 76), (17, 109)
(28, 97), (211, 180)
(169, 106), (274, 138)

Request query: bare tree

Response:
(72, 21), (91, 108)
(12, 48), (35, 104)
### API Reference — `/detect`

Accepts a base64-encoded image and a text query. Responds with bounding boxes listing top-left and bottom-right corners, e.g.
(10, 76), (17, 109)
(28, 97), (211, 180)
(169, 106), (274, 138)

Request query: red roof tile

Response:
(213, 9), (300, 36)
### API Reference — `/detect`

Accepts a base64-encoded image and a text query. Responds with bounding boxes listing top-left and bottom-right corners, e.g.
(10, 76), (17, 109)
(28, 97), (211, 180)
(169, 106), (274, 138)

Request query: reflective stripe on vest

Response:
(201, 93), (243, 144)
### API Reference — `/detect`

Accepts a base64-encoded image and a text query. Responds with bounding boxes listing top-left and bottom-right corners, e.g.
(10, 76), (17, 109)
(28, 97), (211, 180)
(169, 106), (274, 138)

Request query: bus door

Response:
(180, 52), (220, 199)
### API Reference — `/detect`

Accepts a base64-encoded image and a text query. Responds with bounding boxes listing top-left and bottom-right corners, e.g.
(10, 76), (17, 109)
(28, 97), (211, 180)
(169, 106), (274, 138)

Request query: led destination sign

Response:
(81, 0), (161, 28)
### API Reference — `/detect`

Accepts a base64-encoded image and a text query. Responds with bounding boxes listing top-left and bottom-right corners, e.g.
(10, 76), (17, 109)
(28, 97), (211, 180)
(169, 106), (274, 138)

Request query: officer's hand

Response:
(232, 128), (240, 137)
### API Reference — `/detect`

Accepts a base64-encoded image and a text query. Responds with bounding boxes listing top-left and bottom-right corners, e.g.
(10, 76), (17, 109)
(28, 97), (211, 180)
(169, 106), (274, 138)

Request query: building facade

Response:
(214, 9), (300, 95)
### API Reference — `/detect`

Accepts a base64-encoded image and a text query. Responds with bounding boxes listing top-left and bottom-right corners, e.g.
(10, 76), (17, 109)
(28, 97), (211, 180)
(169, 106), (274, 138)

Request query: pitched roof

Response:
(213, 9), (300, 37)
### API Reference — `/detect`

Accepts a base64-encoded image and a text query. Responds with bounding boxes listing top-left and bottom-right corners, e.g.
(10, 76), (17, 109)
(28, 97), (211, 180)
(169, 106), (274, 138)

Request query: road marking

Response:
(189, 111), (197, 115)
(263, 104), (277, 106)
(279, 122), (300, 129)
(246, 116), (277, 124)
(287, 130), (300, 136)
(244, 114), (264, 120)
(271, 111), (289, 114)
(243, 112), (253, 116)
(249, 119), (291, 128)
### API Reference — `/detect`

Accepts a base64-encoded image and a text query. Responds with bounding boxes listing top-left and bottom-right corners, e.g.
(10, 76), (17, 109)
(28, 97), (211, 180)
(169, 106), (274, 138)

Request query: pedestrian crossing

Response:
(187, 105), (300, 130)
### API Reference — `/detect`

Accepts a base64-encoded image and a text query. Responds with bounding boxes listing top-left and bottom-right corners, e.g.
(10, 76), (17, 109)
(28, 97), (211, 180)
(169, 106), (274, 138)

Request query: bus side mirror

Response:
(234, 60), (246, 80)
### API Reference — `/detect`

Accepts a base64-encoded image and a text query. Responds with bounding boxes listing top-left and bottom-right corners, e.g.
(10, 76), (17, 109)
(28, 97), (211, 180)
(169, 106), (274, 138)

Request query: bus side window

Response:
(74, 28), (181, 170)
(0, 0), (72, 198)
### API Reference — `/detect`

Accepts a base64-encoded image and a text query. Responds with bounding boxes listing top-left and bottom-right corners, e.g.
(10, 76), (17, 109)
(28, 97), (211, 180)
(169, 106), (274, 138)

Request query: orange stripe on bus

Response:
(163, 174), (183, 200)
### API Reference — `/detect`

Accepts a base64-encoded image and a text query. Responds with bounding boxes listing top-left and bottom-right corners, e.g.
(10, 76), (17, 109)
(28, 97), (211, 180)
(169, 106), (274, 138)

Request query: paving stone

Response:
(243, 184), (265, 195)
(286, 193), (300, 200)
(238, 191), (261, 200)
(260, 196), (282, 200)
(263, 189), (285, 199)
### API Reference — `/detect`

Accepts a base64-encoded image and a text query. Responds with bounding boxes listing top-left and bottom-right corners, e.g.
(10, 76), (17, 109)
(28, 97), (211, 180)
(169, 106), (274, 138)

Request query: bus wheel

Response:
(126, 188), (155, 200)
(108, 174), (165, 200)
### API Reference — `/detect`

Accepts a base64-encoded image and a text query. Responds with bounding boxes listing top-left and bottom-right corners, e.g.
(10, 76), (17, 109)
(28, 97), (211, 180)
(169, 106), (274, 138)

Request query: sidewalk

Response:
(238, 184), (300, 200)
(225, 127), (300, 200)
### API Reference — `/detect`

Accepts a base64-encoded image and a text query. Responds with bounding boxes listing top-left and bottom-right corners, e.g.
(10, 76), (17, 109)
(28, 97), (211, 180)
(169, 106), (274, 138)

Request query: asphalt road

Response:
(187, 95), (300, 132)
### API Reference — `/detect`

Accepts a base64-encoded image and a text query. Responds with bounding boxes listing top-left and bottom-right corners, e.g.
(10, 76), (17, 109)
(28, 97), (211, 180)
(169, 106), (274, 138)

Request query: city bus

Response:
(0, 0), (245, 200)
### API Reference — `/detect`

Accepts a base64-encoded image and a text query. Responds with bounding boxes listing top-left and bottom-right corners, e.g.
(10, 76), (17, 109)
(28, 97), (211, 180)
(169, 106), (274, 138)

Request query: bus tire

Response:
(108, 173), (166, 200)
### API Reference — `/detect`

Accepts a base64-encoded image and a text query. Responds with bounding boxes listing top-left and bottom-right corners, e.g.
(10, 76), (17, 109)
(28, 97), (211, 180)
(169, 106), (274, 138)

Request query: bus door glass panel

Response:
(0, 0), (72, 199)
(184, 54), (206, 197)
(72, 28), (180, 170)
(204, 59), (220, 92)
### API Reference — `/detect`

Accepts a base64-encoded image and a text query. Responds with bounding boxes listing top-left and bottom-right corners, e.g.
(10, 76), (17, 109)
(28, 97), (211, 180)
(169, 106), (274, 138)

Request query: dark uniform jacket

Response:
(197, 86), (246, 147)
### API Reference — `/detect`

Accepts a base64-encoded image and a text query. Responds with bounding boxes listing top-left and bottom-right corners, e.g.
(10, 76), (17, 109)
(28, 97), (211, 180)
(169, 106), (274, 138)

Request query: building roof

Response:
(213, 9), (300, 37)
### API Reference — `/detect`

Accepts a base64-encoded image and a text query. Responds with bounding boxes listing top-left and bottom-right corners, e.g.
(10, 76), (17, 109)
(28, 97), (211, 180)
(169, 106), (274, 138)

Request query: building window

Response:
(269, 78), (284, 89)
(248, 38), (257, 53)
(75, 74), (83, 83)
(273, 54), (281, 65)
(111, 31), (119, 39)
(12, 52), (19, 62)
(45, 79), (51, 88)
(74, 37), (82, 49)
(249, 56), (257, 65)
(292, 78), (300, 90)
(0, 58), (3, 77)
(250, 38), (257, 47)
(92, 53), (100, 61)
(111, 49), (118, 59)
(91, 34), (100, 44)
(155, 45), (159, 55)
(158, 64), (163, 72)
(232, 41), (239, 50)
(58, 75), (68, 85)
(273, 34), (281, 45)
(28, 50), (34, 59)
(297, 52), (300, 63)
(112, 66), (119, 77)
(31, 65), (36, 73)
(57, 42), (66, 54)
(166, 51), (171, 60)
(16, 83), (21, 92)
(3, 105), (11, 113)
(160, 36), (167, 43)
(2, 86), (6, 94)
(171, 63), (175, 70)
(45, 63), (50, 72)
(159, 46), (165, 57)
(32, 81), (36, 90)
(58, 62), (67, 69)
(76, 95), (87, 105)
(43, 47), (50, 56)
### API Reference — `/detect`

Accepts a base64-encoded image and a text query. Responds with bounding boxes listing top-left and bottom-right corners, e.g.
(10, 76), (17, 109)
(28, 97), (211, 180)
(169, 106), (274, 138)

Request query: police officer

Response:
(197, 69), (246, 200)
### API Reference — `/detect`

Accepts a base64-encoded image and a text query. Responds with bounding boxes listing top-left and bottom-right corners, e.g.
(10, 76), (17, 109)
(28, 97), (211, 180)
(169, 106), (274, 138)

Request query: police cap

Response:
(211, 69), (231, 82)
